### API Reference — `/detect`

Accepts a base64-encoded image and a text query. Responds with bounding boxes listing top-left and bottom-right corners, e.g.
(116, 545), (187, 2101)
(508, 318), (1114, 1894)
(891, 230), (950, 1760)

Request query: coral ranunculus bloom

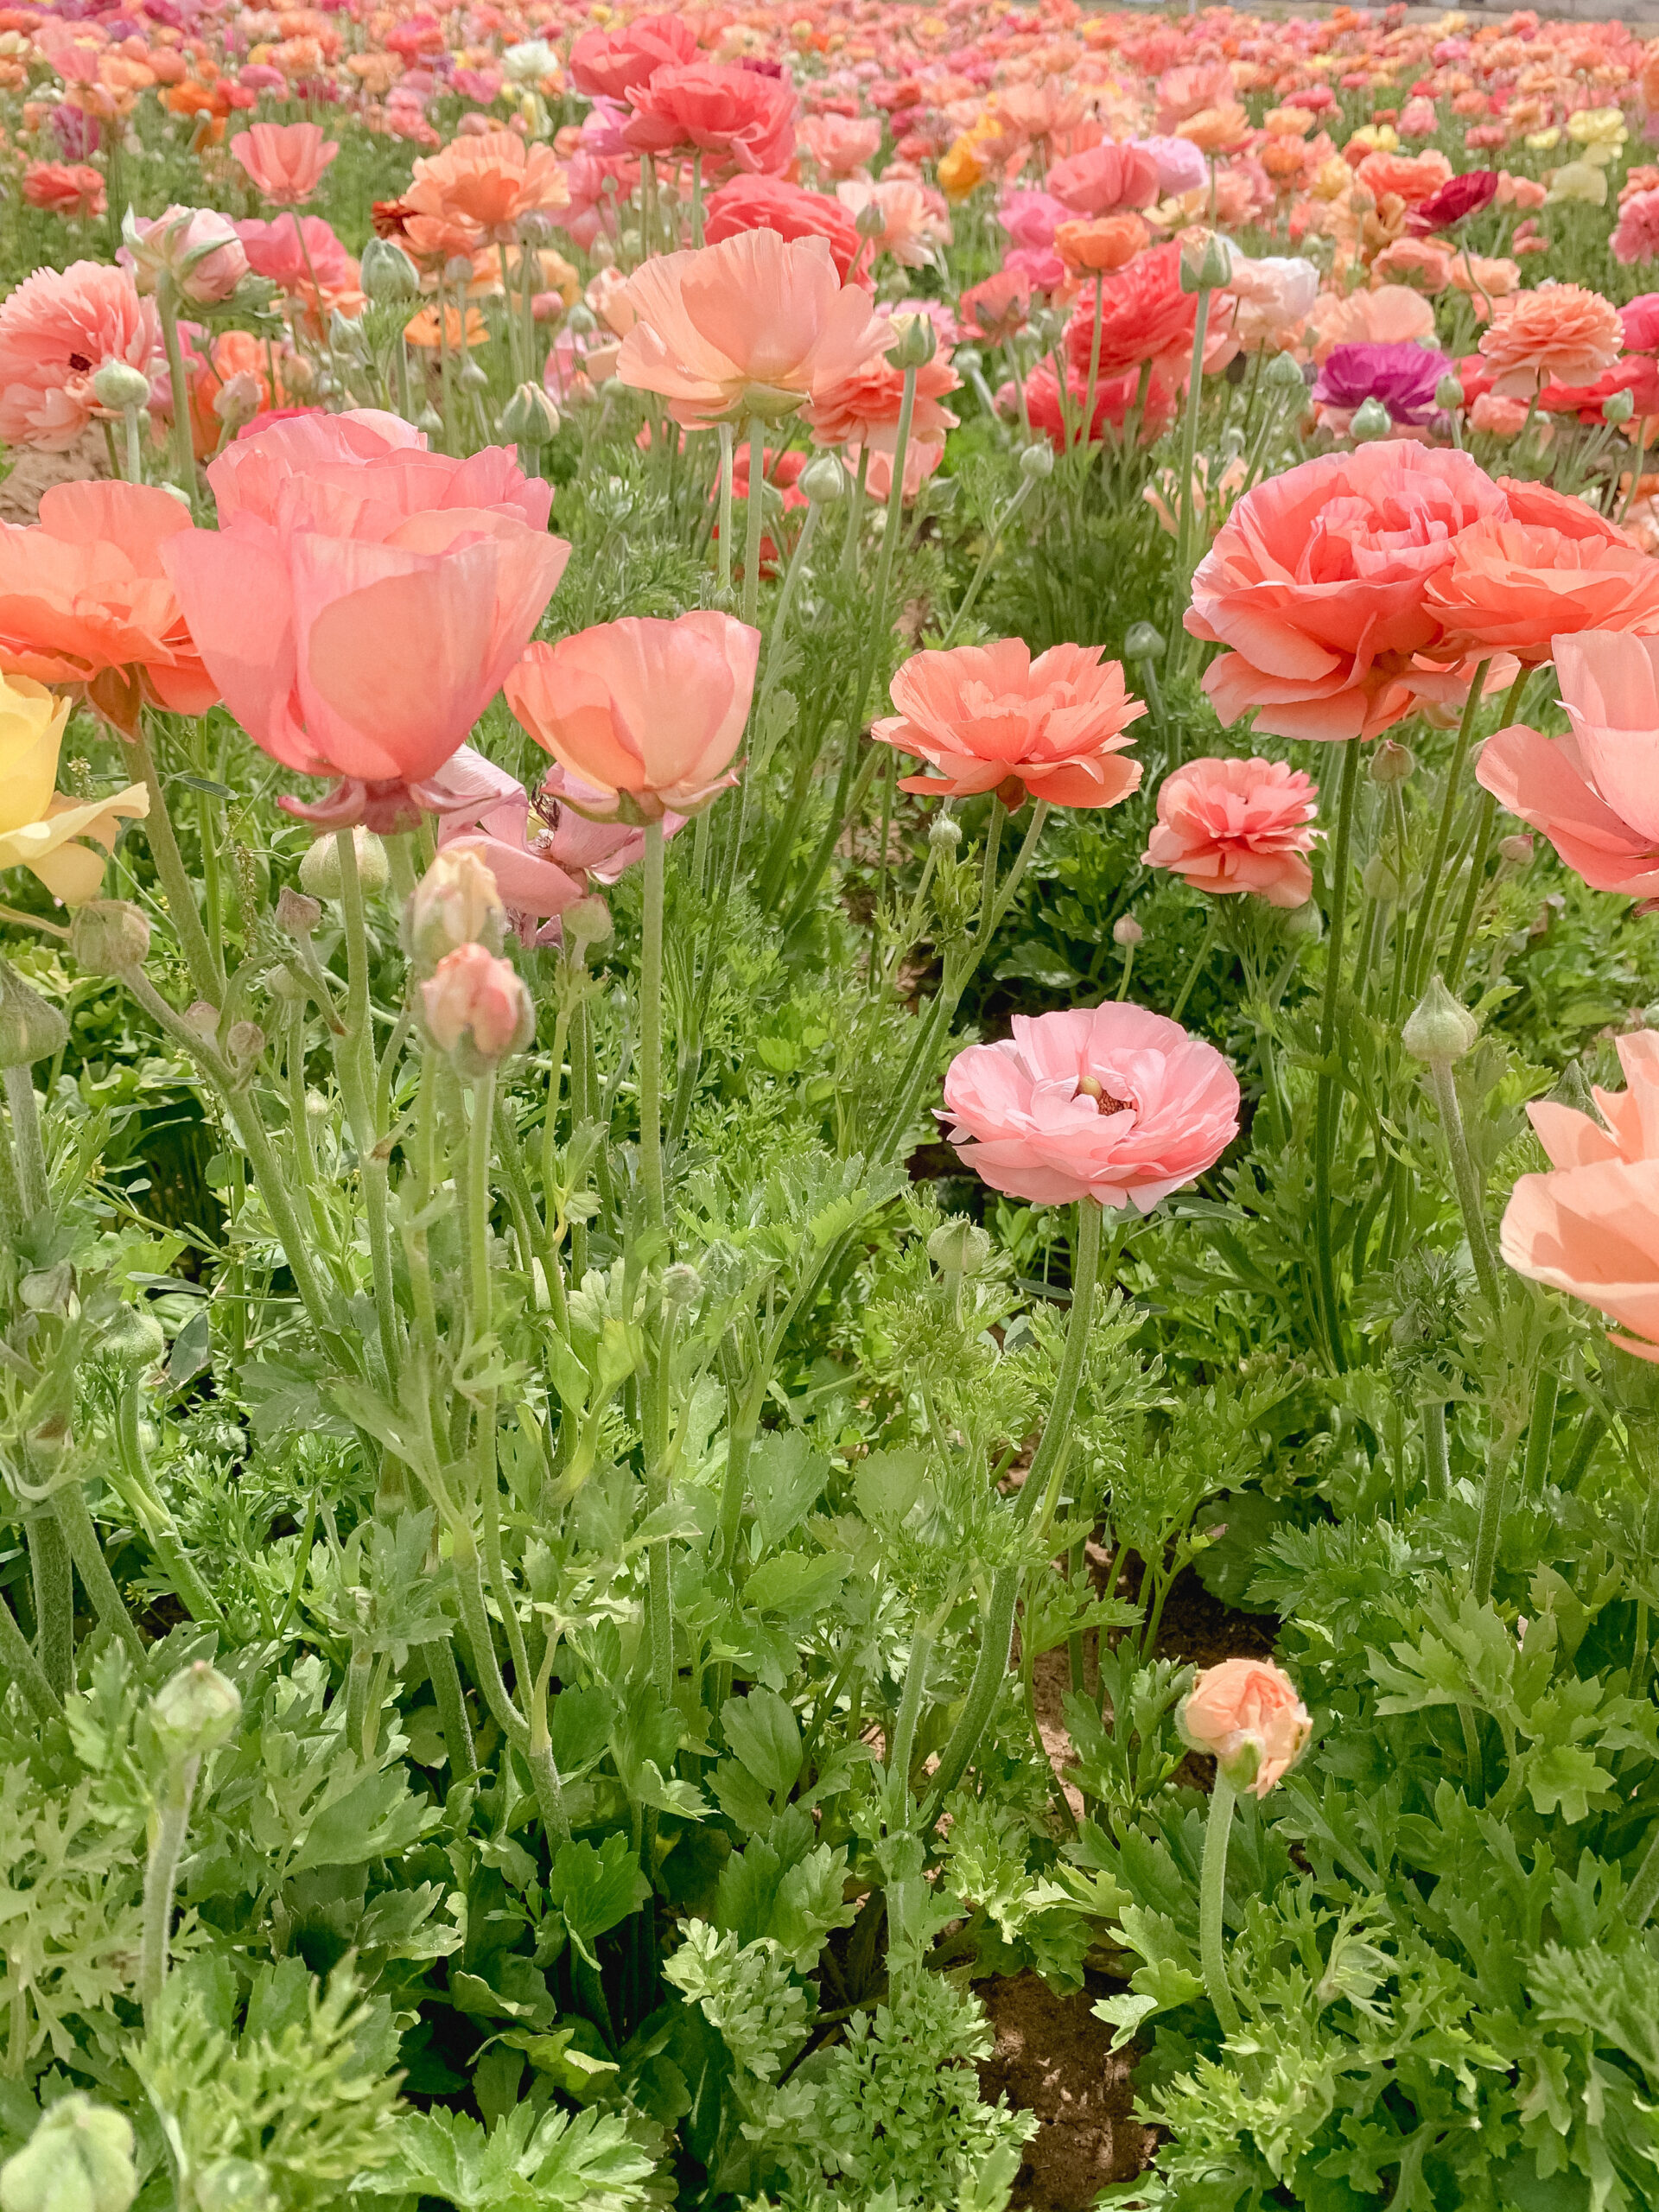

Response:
(1422, 495), (1659, 665)
(941, 1002), (1241, 1210)
(21, 162), (105, 220)
(1047, 140), (1160, 218)
(1476, 629), (1659, 903)
(704, 175), (861, 281)
(617, 230), (890, 429)
(1478, 283), (1624, 398)
(1179, 1658), (1312, 1796)
(162, 410), (569, 826)
(567, 11), (698, 104)
(403, 130), (569, 244)
(621, 62), (798, 179)
(1061, 244), (1230, 386)
(0, 482), (219, 736)
(1143, 756), (1319, 908)
(872, 639), (1145, 810)
(0, 260), (162, 452)
(505, 612), (760, 823)
(229, 121), (338, 206)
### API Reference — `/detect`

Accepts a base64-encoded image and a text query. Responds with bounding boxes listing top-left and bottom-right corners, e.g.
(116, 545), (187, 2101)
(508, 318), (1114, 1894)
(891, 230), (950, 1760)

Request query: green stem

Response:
(4, 1065), (47, 1221)
(1423, 1399), (1449, 1503)
(1630, 1819), (1659, 1929)
(52, 1487), (142, 1660)
(1170, 906), (1221, 1023)
(716, 423), (734, 597)
(1471, 1415), (1522, 1609)
(645, 1302), (680, 1704)
(130, 724), (223, 1005)
(422, 1637), (477, 1783)
(140, 1757), (197, 2023)
(741, 416), (766, 630)
(1312, 737), (1361, 1374)
(156, 277), (197, 498)
(0, 1587), (59, 1721)
(1199, 1770), (1243, 2038)
(639, 822), (666, 1230)
(1403, 663), (1491, 1003)
(1522, 1370), (1559, 1497)
(1426, 1052), (1500, 1309)
(1441, 789), (1498, 989)
(26, 1510), (73, 1698)
(887, 1626), (933, 1800)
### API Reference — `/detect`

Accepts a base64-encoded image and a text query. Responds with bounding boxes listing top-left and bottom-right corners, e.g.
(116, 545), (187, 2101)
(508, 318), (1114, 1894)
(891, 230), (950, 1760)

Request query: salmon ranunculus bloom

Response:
(621, 62), (798, 179)
(872, 639), (1146, 810)
(1354, 147), (1453, 207)
(1422, 486), (1659, 665)
(567, 11), (698, 104)
(229, 121), (338, 206)
(1501, 1030), (1659, 1362)
(1178, 1658), (1312, 1797)
(0, 481), (219, 737)
(505, 611), (760, 823)
(1476, 629), (1659, 904)
(705, 175), (861, 280)
(807, 333), (960, 454)
(617, 230), (890, 429)
(1047, 139), (1160, 218)
(162, 410), (569, 827)
(798, 112), (884, 181)
(1143, 756), (1319, 908)
(21, 162), (105, 220)
(0, 260), (162, 453)
(403, 130), (569, 245)
(1185, 441), (1511, 744)
(1478, 283), (1624, 399)
(941, 1002), (1241, 1211)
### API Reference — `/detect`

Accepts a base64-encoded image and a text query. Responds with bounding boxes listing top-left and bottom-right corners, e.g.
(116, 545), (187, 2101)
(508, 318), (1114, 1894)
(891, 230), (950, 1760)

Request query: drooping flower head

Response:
(229, 121), (339, 207)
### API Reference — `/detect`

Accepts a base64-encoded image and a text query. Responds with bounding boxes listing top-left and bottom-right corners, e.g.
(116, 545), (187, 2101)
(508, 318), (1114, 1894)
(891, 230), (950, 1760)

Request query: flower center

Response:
(67, 352), (92, 372)
(1077, 1075), (1132, 1115)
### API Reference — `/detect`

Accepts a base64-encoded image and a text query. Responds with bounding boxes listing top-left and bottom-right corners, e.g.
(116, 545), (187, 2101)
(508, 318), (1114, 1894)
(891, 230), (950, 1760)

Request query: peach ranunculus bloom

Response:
(798, 112), (884, 181)
(1224, 253), (1319, 350)
(1055, 215), (1148, 277)
(229, 121), (339, 207)
(21, 162), (106, 220)
(1476, 629), (1659, 905)
(1046, 140), (1160, 219)
(505, 611), (761, 823)
(621, 62), (798, 179)
(0, 671), (148, 906)
(1143, 756), (1319, 908)
(0, 260), (162, 452)
(1478, 283), (1624, 400)
(940, 1002), (1241, 1211)
(871, 640), (1145, 810)
(162, 410), (570, 828)
(403, 130), (570, 245)
(834, 177), (952, 268)
(1178, 1658), (1312, 1796)
(1354, 147), (1453, 207)
(616, 230), (891, 429)
(1369, 237), (1453, 295)
(1305, 283), (1437, 362)
(1500, 1029), (1659, 1362)
(0, 481), (219, 737)
(1421, 485), (1659, 667)
(1185, 441), (1511, 744)
(807, 328), (960, 454)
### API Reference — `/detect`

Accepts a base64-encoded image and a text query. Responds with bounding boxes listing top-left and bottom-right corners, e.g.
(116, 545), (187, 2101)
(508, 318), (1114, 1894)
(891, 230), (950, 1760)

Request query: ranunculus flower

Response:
(1355, 147), (1453, 207)
(872, 639), (1145, 810)
(1143, 756), (1319, 908)
(1047, 140), (1160, 218)
(1135, 134), (1210, 197)
(162, 410), (569, 827)
(1406, 167), (1499, 233)
(505, 611), (760, 823)
(0, 481), (218, 736)
(1614, 188), (1659, 268)
(1062, 243), (1234, 386)
(997, 188), (1070, 254)
(1476, 629), (1659, 903)
(1422, 488), (1659, 664)
(835, 177), (951, 268)
(622, 62), (798, 179)
(1055, 215), (1148, 276)
(229, 121), (338, 206)
(941, 1002), (1240, 1210)
(1178, 1658), (1312, 1796)
(0, 260), (162, 452)
(0, 670), (147, 906)
(807, 332), (960, 454)
(798, 112), (883, 180)
(422, 940), (534, 1068)
(21, 162), (105, 220)
(568, 12), (698, 104)
(1478, 283), (1624, 399)
(704, 175), (861, 280)
(430, 747), (590, 948)
(1311, 340), (1452, 427)
(616, 229), (890, 429)
(960, 268), (1033, 344)
(1306, 283), (1437, 361)
(1185, 441), (1511, 743)
(120, 206), (249, 306)
(403, 130), (569, 246)
(1225, 255), (1319, 349)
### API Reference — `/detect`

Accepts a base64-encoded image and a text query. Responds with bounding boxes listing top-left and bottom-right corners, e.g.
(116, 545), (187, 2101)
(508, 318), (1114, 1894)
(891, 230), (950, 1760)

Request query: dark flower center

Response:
(67, 352), (92, 372)
(1077, 1075), (1131, 1115)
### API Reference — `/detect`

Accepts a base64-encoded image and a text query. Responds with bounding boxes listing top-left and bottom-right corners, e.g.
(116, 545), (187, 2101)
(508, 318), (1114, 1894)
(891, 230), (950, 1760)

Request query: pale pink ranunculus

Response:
(422, 939), (534, 1065)
(161, 410), (569, 826)
(1225, 254), (1320, 350)
(433, 746), (588, 946)
(1135, 133), (1211, 198)
(835, 176), (951, 267)
(997, 188), (1071, 254)
(229, 121), (338, 207)
(940, 1002), (1240, 1211)
(505, 611), (760, 823)
(0, 260), (162, 452)
(1475, 629), (1659, 903)
(121, 205), (249, 306)
(1306, 283), (1438, 362)
(1178, 1658), (1312, 1797)
(799, 111), (883, 179)
(1143, 755), (1319, 908)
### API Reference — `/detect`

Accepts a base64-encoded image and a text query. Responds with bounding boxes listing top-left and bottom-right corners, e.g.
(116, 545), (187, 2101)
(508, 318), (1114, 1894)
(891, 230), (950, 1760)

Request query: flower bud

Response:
(0, 964), (68, 1071)
(1281, 899), (1322, 942)
(459, 359), (490, 394)
(1604, 386), (1636, 425)
(226, 1021), (264, 1065)
(415, 405), (445, 439)
(563, 893), (613, 960)
(298, 828), (390, 901)
(1369, 738), (1414, 785)
(798, 450), (847, 504)
(442, 254), (476, 288)
(1179, 232), (1233, 292)
(1019, 439), (1054, 480)
(403, 850), (505, 972)
(1361, 853), (1402, 904)
(1266, 348), (1308, 391)
(928, 813), (963, 854)
(212, 371), (261, 430)
(927, 1218), (992, 1279)
(662, 1262), (703, 1306)
(1402, 973), (1479, 1066)
(181, 1001), (220, 1046)
(91, 360), (152, 414)
(149, 1660), (241, 1767)
(855, 200), (888, 239)
(953, 343), (984, 377)
(21, 1262), (73, 1314)
(1123, 620), (1165, 660)
(1112, 912), (1143, 947)
(421, 942), (534, 1072)
(565, 302), (598, 337)
(1351, 395), (1392, 442)
(1177, 1656), (1310, 1797)
(885, 311), (938, 369)
(499, 380), (561, 445)
(194, 2162), (272, 2212)
(68, 900), (150, 976)
(361, 236), (421, 304)
(1434, 372), (1465, 412)
(99, 1304), (167, 1370)
(1498, 832), (1535, 866)
(275, 887), (321, 938)
(0, 2096), (137, 2212)
(122, 204), (248, 305)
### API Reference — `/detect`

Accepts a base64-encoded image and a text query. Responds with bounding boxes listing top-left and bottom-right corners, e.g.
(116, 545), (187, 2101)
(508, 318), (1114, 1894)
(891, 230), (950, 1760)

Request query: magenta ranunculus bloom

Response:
(1311, 341), (1453, 426)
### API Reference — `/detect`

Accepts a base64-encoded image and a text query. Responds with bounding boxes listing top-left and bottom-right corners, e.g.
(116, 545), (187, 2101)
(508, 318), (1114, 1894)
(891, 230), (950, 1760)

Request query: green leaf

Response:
(747, 1430), (831, 1550)
(743, 1549), (849, 1621)
(719, 1688), (802, 1800)
(547, 1834), (650, 1967)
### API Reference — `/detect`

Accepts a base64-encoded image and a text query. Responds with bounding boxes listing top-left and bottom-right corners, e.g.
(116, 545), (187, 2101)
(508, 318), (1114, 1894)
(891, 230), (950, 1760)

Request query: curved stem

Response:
(130, 725), (223, 1006)
(1170, 906), (1222, 1024)
(1402, 662), (1490, 1005)
(1199, 1770), (1243, 2039)
(1426, 1053), (1500, 1309)
(27, 1510), (73, 1698)
(1442, 789), (1498, 989)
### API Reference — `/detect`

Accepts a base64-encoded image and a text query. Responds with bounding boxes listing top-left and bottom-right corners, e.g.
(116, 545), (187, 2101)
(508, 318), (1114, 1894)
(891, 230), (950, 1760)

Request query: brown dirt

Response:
(979, 1969), (1150, 2211)
(0, 426), (108, 522)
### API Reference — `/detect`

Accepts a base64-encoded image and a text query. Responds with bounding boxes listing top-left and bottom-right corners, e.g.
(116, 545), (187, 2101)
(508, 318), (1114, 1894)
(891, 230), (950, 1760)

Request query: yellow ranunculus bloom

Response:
(0, 675), (148, 906)
(1546, 159), (1610, 207)
(1567, 106), (1626, 168)
(1347, 124), (1399, 155)
(1525, 128), (1562, 152)
(937, 136), (986, 199)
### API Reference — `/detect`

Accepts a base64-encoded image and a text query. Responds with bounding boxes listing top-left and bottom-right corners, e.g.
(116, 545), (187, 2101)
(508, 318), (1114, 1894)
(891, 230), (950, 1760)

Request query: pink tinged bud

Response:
(121, 205), (249, 306)
(404, 849), (506, 971)
(421, 941), (533, 1070)
(1178, 1656), (1312, 1798)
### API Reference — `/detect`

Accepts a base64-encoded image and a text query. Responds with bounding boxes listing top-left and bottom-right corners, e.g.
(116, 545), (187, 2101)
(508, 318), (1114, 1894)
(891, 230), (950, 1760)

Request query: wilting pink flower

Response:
(0, 261), (162, 451)
(162, 410), (569, 827)
(1179, 1659), (1311, 1796)
(506, 611), (760, 823)
(433, 747), (589, 946)
(1476, 629), (1659, 903)
(941, 1002), (1240, 1210)
(1143, 756), (1319, 908)
(422, 940), (534, 1065)
(230, 121), (338, 206)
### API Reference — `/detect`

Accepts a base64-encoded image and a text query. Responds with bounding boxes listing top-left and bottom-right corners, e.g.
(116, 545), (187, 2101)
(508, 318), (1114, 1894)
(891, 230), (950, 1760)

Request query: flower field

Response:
(9, 1), (1659, 2207)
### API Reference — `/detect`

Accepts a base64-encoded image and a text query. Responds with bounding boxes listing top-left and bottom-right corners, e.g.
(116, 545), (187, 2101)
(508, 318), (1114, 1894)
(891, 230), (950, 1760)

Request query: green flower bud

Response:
(498, 380), (561, 445)
(1281, 899), (1323, 943)
(458, 359), (490, 394)
(1351, 396), (1393, 442)
(1402, 974), (1479, 1066)
(68, 900), (150, 977)
(928, 813), (963, 854)
(1123, 621), (1165, 660)
(1112, 912), (1143, 947)
(1497, 832), (1534, 866)
(91, 361), (152, 415)
(798, 450), (847, 504)
(1179, 232), (1233, 293)
(360, 238), (421, 304)
(298, 828), (389, 901)
(854, 200), (887, 240)
(1266, 349), (1308, 391)
(275, 887), (321, 939)
(1019, 439), (1054, 480)
(99, 1305), (167, 1370)
(885, 311), (938, 369)
(1361, 853), (1402, 905)
(0, 963), (68, 1071)
(662, 1262), (703, 1306)
(0, 2098), (137, 2212)
(20, 1262), (73, 1315)
(1434, 373), (1465, 412)
(563, 893), (613, 960)
(926, 1218), (992, 1279)
(415, 406), (445, 439)
(1604, 386), (1636, 425)
(953, 343), (984, 376)
(1369, 739), (1414, 785)
(149, 1661), (242, 1767)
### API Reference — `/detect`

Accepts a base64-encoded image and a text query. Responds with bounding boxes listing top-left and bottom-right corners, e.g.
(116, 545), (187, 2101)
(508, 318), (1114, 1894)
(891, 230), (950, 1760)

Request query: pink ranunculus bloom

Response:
(1143, 756), (1319, 908)
(806, 336), (959, 454)
(1476, 629), (1659, 904)
(161, 410), (570, 830)
(616, 229), (891, 429)
(1613, 187), (1659, 268)
(236, 215), (362, 334)
(0, 261), (162, 452)
(706, 175), (861, 281)
(997, 188), (1071, 254)
(798, 111), (883, 179)
(621, 62), (798, 179)
(120, 205), (250, 308)
(941, 1001), (1241, 1211)
(836, 176), (951, 267)
(433, 746), (589, 947)
(1178, 1658), (1312, 1796)
(1225, 254), (1320, 350)
(568, 11), (699, 104)
(505, 611), (760, 823)
(1047, 140), (1160, 219)
(872, 639), (1146, 810)
(229, 121), (339, 206)
(22, 162), (105, 221)
(1135, 133), (1211, 198)
(537, 762), (686, 883)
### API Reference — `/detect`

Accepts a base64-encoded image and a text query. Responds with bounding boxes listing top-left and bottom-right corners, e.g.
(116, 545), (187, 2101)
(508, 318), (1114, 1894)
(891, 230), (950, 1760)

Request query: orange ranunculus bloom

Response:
(1422, 484), (1659, 666)
(1055, 214), (1148, 276)
(1479, 283), (1624, 398)
(403, 130), (569, 245)
(404, 303), (491, 350)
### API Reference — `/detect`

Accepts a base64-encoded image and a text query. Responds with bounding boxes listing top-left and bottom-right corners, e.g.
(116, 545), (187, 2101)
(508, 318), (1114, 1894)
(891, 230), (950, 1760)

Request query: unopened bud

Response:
(563, 893), (612, 960)
(91, 360), (152, 414)
(1123, 621), (1165, 660)
(1434, 372), (1465, 412)
(298, 828), (390, 901)
(953, 343), (984, 376)
(1361, 853), (1402, 904)
(1282, 899), (1322, 943)
(885, 312), (937, 369)
(1266, 349), (1307, 391)
(149, 1660), (241, 1766)
(0, 2096), (137, 2212)
(1019, 439), (1054, 480)
(927, 1218), (992, 1278)
(855, 200), (887, 239)
(415, 405), (445, 439)
(1351, 395), (1392, 442)
(225, 1021), (264, 1064)
(99, 1305), (167, 1370)
(459, 359), (490, 393)
(1604, 386), (1636, 425)
(181, 1001), (220, 1046)
(212, 371), (261, 429)
(275, 887), (321, 938)
(1179, 232), (1233, 292)
(421, 941), (534, 1073)
(928, 813), (963, 854)
(0, 964), (68, 1070)
(1402, 973), (1479, 1066)
(69, 899), (150, 976)
(1112, 912), (1144, 946)
(21, 1262), (73, 1315)
(1369, 739), (1414, 785)
(662, 1262), (703, 1306)
(1497, 832), (1535, 866)
(403, 849), (505, 972)
(362, 237), (420, 302)
(442, 254), (476, 288)
(499, 379), (561, 444)
(798, 450), (847, 504)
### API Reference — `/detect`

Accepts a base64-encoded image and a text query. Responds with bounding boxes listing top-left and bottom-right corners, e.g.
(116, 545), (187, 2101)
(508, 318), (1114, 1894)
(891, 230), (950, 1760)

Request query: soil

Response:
(0, 425), (108, 522)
